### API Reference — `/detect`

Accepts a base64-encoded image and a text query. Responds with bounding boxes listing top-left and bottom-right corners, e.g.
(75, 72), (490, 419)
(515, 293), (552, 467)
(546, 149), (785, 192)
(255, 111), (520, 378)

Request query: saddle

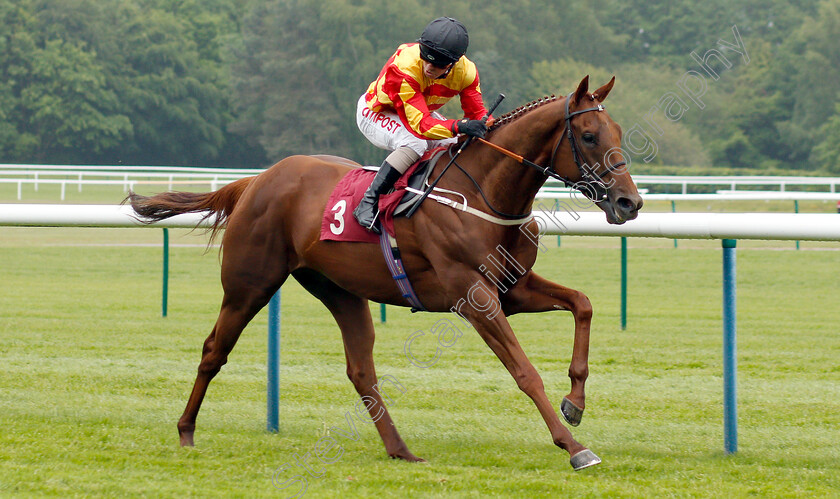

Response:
(319, 147), (448, 243)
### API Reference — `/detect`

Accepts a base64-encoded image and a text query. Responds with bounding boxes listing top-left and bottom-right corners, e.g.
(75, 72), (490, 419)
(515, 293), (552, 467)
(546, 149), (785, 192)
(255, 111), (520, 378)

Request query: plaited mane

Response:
(488, 95), (560, 131)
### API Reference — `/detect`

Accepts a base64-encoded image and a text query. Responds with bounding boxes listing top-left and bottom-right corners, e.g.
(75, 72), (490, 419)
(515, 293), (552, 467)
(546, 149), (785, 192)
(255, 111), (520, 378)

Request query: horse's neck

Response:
(456, 116), (561, 217)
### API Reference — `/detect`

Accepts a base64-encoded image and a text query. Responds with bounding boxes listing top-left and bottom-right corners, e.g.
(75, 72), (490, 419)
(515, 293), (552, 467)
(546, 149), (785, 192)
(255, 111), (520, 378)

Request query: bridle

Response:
(548, 93), (627, 203)
(460, 93), (627, 218)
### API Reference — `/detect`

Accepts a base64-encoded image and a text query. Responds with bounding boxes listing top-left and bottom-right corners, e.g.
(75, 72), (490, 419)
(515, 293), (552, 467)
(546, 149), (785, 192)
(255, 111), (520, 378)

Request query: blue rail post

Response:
(380, 303), (387, 323)
(267, 290), (281, 433)
(162, 228), (169, 317)
(621, 237), (627, 330)
(722, 239), (738, 454)
(794, 200), (800, 250)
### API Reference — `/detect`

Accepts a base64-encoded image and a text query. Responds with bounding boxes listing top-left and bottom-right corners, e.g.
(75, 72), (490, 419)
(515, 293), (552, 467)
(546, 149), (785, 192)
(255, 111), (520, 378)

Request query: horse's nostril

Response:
(617, 197), (635, 213)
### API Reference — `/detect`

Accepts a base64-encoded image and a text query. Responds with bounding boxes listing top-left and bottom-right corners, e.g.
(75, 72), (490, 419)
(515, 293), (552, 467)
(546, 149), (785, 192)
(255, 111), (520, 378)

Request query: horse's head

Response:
(556, 76), (643, 224)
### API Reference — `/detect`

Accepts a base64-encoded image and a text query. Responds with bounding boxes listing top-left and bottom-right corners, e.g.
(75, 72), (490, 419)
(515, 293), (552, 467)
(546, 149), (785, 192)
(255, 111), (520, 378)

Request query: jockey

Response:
(353, 16), (491, 233)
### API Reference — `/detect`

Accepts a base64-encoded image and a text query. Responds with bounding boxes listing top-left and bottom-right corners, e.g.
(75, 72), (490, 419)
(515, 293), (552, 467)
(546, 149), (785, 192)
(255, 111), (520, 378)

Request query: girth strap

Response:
(378, 229), (426, 312)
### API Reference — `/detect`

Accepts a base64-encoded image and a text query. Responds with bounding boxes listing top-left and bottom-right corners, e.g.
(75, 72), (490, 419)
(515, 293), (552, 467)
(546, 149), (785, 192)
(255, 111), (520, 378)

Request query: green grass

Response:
(1, 226), (838, 498)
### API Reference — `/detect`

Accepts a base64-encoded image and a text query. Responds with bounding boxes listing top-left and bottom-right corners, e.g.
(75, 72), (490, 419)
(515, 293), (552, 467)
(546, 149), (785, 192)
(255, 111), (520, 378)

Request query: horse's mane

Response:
(488, 94), (561, 131)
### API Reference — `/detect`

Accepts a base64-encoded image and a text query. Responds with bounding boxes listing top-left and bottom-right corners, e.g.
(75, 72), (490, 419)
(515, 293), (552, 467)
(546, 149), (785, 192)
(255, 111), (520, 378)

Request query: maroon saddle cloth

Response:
(319, 147), (447, 243)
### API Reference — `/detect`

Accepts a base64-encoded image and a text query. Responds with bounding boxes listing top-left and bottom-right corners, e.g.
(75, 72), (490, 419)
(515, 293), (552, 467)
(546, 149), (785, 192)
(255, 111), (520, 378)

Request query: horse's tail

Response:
(124, 176), (256, 245)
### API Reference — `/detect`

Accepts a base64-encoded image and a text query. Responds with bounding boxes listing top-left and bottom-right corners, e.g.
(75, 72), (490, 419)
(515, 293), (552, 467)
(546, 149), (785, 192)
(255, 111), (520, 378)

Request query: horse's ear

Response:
(572, 75), (590, 104)
(592, 76), (616, 102)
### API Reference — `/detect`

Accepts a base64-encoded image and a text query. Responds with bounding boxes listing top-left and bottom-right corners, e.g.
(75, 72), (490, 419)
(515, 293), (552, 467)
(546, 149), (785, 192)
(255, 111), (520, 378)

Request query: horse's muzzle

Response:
(607, 194), (643, 224)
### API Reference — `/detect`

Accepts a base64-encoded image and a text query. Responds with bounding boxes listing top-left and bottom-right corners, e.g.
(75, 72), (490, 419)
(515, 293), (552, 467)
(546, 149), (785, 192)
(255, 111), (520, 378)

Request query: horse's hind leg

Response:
(293, 269), (423, 461)
(178, 260), (289, 446)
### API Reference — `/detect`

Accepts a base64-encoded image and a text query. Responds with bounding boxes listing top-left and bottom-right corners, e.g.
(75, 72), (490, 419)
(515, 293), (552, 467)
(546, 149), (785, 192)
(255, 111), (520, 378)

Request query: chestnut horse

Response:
(128, 76), (643, 471)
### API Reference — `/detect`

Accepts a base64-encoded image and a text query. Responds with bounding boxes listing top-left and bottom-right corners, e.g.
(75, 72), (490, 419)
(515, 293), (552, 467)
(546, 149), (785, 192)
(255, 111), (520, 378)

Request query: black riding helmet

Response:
(418, 17), (469, 67)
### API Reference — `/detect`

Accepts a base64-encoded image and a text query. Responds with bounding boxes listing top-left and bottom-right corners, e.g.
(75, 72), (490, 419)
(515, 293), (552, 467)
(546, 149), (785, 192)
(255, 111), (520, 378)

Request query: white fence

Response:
(0, 203), (207, 228)
(0, 165), (258, 201)
(537, 211), (840, 240)
(0, 178), (235, 201)
(2, 203), (839, 241)
(631, 174), (839, 193)
(2, 164), (840, 202)
(535, 188), (840, 202)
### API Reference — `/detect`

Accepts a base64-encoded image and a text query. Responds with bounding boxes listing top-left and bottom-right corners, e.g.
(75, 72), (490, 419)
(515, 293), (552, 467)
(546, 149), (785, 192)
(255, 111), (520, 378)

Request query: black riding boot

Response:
(353, 161), (403, 234)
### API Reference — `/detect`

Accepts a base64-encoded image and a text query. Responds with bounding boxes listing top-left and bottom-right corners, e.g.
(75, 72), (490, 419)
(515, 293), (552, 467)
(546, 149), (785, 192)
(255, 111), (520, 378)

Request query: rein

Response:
(478, 93), (627, 207)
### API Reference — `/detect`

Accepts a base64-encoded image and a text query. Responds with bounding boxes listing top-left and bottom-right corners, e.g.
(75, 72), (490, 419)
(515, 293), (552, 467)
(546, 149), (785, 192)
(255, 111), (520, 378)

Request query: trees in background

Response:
(1, 0), (840, 172)
(0, 0), (255, 166)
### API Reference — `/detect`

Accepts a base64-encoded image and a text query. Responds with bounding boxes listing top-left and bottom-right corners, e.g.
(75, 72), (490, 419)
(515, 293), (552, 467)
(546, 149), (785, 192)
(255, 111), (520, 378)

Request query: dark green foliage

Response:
(2, 0), (840, 171)
(0, 0), (262, 167)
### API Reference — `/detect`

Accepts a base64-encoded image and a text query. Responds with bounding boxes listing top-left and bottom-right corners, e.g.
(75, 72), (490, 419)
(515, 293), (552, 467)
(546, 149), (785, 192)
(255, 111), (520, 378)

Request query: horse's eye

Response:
(582, 133), (596, 145)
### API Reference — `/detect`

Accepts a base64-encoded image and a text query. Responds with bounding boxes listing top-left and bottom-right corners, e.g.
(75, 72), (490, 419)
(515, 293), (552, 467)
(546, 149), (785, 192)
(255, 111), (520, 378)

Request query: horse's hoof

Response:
(561, 397), (584, 427)
(179, 431), (195, 447)
(570, 449), (601, 471)
(389, 449), (426, 462)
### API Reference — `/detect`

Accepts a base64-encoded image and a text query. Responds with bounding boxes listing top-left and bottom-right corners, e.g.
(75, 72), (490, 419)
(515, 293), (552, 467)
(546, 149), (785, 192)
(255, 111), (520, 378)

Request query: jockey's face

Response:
(422, 60), (451, 79)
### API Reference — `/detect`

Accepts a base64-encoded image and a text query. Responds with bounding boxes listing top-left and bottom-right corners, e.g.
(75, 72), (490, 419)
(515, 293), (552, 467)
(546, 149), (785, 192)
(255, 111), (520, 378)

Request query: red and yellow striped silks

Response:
(364, 43), (487, 140)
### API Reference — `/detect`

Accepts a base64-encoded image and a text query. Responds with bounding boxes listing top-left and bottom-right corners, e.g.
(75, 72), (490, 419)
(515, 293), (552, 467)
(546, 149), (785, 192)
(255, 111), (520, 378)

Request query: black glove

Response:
(452, 118), (487, 138)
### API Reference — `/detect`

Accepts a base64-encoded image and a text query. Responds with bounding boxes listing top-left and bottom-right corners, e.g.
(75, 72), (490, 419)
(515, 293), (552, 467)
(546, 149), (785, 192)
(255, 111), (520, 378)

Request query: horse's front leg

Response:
(456, 276), (599, 471)
(501, 271), (592, 428)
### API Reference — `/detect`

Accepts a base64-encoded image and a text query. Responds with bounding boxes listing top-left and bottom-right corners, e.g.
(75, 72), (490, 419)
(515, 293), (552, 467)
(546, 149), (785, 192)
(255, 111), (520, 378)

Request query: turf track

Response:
(1, 222), (838, 497)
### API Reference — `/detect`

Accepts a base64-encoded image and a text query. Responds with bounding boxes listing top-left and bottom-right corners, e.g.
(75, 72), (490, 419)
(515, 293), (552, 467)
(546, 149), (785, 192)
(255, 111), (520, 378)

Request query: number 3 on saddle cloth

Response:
(319, 147), (447, 243)
(318, 147), (448, 312)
